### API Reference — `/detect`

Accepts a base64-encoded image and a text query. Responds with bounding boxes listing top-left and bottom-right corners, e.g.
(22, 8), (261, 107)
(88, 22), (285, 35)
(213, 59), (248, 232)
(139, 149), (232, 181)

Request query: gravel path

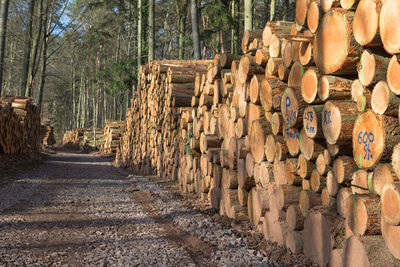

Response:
(0, 149), (275, 266)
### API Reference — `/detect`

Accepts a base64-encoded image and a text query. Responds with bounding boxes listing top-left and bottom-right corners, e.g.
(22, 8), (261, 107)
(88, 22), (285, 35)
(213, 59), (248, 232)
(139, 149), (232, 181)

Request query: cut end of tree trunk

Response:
(371, 81), (391, 115)
(285, 127), (300, 156)
(281, 87), (300, 128)
(296, 0), (309, 26)
(307, 1), (320, 33)
(321, 0), (335, 13)
(351, 79), (366, 102)
(387, 55), (400, 95)
(299, 31), (314, 66)
(381, 215), (400, 259)
(379, 0), (400, 54)
(381, 182), (400, 226)
(321, 101), (341, 144)
(343, 236), (370, 266)
(269, 34), (281, 58)
(303, 105), (319, 139)
(314, 9), (352, 74)
(353, 0), (380, 46)
(250, 119), (266, 164)
(352, 110), (384, 169)
(358, 50), (376, 86)
(288, 61), (304, 88)
(301, 68), (318, 103)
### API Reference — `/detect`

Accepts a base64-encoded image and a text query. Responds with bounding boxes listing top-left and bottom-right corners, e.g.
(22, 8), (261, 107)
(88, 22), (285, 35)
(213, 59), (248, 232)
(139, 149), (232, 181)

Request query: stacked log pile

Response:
(116, 0), (400, 264)
(99, 120), (126, 154)
(40, 124), (55, 150)
(82, 128), (103, 150)
(115, 60), (212, 177)
(62, 128), (85, 149)
(0, 96), (40, 155)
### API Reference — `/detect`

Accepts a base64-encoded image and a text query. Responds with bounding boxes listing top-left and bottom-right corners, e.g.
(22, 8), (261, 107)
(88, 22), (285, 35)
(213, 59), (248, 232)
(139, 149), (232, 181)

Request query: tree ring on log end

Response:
(250, 120), (266, 164)
(296, 0), (309, 26)
(387, 55), (400, 95)
(314, 10), (350, 74)
(281, 88), (300, 128)
(307, 1), (320, 33)
(381, 183), (400, 226)
(381, 216), (400, 259)
(371, 81), (391, 115)
(352, 110), (384, 169)
(301, 69), (318, 103)
(359, 50), (375, 86)
(322, 101), (342, 144)
(353, 0), (379, 46)
(380, 0), (400, 54)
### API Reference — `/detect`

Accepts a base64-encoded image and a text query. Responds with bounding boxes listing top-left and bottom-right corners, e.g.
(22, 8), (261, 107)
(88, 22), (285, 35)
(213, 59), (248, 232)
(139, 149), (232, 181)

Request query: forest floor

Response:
(0, 148), (315, 266)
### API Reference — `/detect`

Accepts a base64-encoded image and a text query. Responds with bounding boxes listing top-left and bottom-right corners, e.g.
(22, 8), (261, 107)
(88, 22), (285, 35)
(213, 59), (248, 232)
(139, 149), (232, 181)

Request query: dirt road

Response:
(0, 149), (275, 266)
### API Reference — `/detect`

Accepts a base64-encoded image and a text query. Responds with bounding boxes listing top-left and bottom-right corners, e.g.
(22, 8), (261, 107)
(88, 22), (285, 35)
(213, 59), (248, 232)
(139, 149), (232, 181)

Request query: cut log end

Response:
(371, 81), (391, 115)
(307, 1), (320, 33)
(387, 55), (400, 95)
(352, 110), (385, 169)
(314, 9), (353, 74)
(380, 0), (400, 54)
(359, 50), (376, 86)
(301, 68), (318, 104)
(381, 182), (400, 226)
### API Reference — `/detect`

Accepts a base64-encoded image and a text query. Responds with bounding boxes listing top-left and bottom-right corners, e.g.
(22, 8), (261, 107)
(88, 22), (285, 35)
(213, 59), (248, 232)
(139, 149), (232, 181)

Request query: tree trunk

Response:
(190, 0), (200, 59)
(26, 0), (44, 97)
(137, 0), (142, 70)
(244, 0), (252, 31)
(148, 0), (154, 62)
(21, 0), (35, 96)
(38, 0), (52, 113)
(0, 0), (10, 95)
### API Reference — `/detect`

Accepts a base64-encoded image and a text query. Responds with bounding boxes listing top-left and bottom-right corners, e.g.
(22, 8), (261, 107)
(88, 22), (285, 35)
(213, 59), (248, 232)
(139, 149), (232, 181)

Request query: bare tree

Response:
(190, 0), (200, 59)
(244, 0), (252, 31)
(0, 0), (10, 95)
(148, 0), (154, 62)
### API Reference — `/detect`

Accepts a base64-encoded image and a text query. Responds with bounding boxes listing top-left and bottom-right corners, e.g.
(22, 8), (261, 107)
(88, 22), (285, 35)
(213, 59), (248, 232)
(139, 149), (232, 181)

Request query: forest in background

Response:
(0, 0), (295, 135)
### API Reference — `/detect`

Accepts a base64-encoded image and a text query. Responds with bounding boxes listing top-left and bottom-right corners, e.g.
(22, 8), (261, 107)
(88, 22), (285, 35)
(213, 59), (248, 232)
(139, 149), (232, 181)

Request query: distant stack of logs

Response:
(99, 120), (126, 154)
(40, 124), (55, 150)
(0, 96), (40, 155)
(115, 60), (212, 178)
(82, 128), (103, 150)
(62, 128), (85, 149)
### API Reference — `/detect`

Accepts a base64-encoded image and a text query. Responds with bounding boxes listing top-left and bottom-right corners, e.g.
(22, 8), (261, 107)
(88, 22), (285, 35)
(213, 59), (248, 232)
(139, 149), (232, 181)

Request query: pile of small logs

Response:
(116, 0), (400, 264)
(99, 120), (126, 154)
(0, 96), (40, 155)
(40, 124), (55, 150)
(82, 128), (103, 150)
(62, 128), (85, 149)
(115, 60), (212, 177)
